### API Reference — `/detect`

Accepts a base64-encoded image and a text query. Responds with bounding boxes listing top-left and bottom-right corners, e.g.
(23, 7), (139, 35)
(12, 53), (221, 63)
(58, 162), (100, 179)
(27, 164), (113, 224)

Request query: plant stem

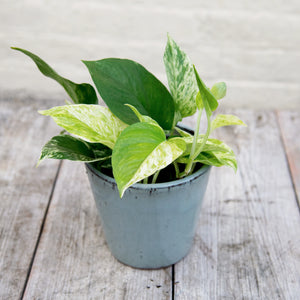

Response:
(190, 162), (196, 174)
(190, 108), (203, 159)
(192, 115), (211, 160)
(151, 170), (160, 184)
(173, 161), (180, 178)
(180, 108), (203, 177)
(143, 177), (148, 184)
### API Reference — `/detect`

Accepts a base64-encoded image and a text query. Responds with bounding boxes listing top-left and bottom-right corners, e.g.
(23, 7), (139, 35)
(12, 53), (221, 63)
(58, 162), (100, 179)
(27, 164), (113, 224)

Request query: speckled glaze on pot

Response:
(86, 163), (211, 269)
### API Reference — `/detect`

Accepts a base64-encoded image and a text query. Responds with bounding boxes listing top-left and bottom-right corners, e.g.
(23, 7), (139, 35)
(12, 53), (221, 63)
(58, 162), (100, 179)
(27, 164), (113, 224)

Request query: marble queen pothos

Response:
(11, 34), (246, 197)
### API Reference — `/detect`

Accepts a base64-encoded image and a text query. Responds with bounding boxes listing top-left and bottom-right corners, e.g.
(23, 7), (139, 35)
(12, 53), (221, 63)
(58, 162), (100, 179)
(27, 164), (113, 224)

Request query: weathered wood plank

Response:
(176, 110), (300, 299)
(0, 97), (61, 299)
(277, 111), (300, 206)
(23, 161), (172, 300)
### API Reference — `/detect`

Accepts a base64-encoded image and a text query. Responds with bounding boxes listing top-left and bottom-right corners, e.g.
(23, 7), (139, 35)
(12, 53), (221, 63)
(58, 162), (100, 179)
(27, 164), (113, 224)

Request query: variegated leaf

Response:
(211, 114), (247, 131)
(195, 150), (237, 171)
(210, 82), (227, 100)
(181, 136), (232, 155)
(39, 105), (128, 149)
(112, 122), (186, 197)
(163, 34), (198, 118)
(38, 134), (111, 165)
(177, 138), (237, 171)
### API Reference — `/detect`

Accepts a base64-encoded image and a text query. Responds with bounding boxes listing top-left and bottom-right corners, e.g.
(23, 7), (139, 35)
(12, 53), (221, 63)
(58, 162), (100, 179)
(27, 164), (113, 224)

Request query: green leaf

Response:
(38, 135), (111, 165)
(210, 82), (227, 100)
(178, 138), (237, 171)
(194, 151), (237, 171)
(163, 34), (198, 118)
(193, 66), (218, 116)
(83, 58), (175, 130)
(112, 122), (186, 197)
(181, 136), (229, 155)
(90, 143), (113, 161)
(39, 105), (127, 149)
(11, 47), (98, 105)
(125, 104), (159, 127)
(195, 91), (204, 110)
(211, 114), (247, 131)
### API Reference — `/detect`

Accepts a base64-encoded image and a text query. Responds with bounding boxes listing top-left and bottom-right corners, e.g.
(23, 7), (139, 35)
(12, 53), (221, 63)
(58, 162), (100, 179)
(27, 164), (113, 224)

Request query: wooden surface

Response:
(1, 97), (300, 299)
(277, 111), (300, 206)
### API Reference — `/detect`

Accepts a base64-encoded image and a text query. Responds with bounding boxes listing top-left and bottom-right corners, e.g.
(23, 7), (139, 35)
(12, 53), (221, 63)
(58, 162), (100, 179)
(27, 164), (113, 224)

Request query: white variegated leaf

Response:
(179, 151), (237, 171)
(163, 34), (198, 118)
(38, 134), (111, 165)
(39, 105), (128, 149)
(210, 82), (227, 100)
(177, 137), (237, 171)
(181, 137), (233, 156)
(211, 114), (247, 131)
(112, 122), (186, 197)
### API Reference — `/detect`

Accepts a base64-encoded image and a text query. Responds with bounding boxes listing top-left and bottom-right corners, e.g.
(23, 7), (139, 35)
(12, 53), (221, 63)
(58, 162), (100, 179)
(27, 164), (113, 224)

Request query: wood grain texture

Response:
(3, 1), (300, 110)
(0, 97), (61, 299)
(277, 111), (300, 206)
(23, 161), (172, 300)
(177, 110), (300, 299)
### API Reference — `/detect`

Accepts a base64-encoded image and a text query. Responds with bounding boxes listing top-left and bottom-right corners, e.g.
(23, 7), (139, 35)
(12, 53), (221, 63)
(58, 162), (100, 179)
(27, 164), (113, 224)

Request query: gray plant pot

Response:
(85, 162), (211, 269)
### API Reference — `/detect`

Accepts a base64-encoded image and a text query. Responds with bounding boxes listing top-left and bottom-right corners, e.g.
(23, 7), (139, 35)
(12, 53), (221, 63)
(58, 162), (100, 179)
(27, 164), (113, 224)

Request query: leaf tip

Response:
(81, 60), (89, 67)
(38, 109), (46, 115)
(117, 184), (127, 198)
(36, 159), (42, 168)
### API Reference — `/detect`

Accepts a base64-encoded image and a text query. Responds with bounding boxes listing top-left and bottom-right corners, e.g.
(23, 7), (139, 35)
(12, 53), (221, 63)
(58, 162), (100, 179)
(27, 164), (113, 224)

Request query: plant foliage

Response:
(12, 35), (246, 197)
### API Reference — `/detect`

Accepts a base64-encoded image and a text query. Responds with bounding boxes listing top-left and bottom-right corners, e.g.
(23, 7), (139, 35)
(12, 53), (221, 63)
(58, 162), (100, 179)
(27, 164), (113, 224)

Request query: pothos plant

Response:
(12, 35), (246, 197)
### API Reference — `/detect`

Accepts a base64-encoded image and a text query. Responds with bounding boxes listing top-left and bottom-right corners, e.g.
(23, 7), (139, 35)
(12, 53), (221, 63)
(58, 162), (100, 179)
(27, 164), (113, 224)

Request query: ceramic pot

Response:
(85, 162), (211, 269)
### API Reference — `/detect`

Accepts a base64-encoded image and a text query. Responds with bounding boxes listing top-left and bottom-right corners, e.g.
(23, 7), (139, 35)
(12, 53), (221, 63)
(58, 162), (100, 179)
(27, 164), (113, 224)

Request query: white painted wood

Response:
(277, 111), (300, 205)
(3, 1), (300, 110)
(23, 161), (172, 300)
(0, 97), (61, 299)
(176, 110), (300, 299)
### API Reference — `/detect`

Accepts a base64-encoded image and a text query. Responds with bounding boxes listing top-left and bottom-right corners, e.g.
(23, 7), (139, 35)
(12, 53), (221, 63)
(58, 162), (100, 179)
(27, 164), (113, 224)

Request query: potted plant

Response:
(12, 35), (246, 269)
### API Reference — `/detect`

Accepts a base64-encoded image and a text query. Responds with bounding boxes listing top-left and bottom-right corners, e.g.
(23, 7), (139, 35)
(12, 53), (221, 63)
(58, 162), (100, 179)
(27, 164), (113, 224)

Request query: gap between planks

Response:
(275, 110), (300, 212)
(20, 161), (63, 300)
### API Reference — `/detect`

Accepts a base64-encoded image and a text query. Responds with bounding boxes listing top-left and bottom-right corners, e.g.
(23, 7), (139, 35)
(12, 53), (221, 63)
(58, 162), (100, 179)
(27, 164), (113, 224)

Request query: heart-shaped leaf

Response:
(210, 82), (227, 100)
(211, 114), (247, 131)
(39, 105), (127, 149)
(11, 47), (98, 104)
(112, 122), (186, 197)
(193, 151), (237, 171)
(178, 138), (237, 171)
(38, 134), (111, 165)
(83, 58), (175, 130)
(163, 34), (198, 119)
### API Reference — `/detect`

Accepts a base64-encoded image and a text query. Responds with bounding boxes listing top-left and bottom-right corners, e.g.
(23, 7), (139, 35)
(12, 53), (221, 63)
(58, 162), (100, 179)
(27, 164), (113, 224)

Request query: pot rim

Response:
(86, 163), (211, 191)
